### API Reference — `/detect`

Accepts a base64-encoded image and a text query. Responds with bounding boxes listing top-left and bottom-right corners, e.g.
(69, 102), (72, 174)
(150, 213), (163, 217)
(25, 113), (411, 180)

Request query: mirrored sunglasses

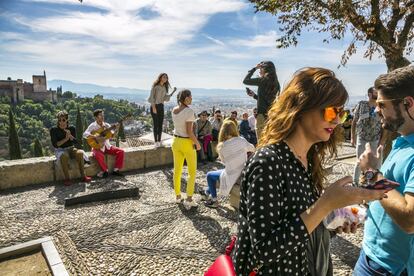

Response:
(323, 107), (348, 124)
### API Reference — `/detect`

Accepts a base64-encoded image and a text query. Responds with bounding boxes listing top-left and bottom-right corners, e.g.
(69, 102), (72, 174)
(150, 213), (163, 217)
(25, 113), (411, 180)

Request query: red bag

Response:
(204, 236), (237, 276)
(204, 236), (260, 276)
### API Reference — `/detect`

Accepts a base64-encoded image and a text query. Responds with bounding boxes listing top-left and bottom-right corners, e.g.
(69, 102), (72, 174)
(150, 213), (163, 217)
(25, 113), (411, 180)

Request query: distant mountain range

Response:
(48, 79), (365, 108)
(48, 79), (249, 103)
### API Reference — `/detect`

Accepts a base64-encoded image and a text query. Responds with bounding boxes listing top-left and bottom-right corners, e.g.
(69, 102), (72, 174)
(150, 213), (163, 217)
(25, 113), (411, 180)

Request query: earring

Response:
(404, 99), (409, 106)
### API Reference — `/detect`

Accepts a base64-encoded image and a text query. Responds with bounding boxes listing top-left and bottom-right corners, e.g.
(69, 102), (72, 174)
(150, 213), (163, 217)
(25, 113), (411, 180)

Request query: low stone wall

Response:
(0, 146), (173, 190)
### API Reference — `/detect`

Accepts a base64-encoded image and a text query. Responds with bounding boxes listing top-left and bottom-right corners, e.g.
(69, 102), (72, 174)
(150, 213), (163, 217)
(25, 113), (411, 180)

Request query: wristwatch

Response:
(363, 169), (380, 184)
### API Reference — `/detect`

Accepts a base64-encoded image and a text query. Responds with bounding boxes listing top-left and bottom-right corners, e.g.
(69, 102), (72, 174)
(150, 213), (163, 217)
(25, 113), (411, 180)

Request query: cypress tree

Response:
(33, 137), (44, 157)
(8, 108), (22, 160)
(118, 121), (126, 142)
(116, 132), (120, 147)
(83, 116), (91, 152)
(75, 106), (83, 149)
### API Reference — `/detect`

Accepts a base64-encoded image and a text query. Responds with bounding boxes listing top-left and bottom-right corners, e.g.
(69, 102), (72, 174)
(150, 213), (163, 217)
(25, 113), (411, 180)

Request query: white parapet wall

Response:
(0, 146), (173, 190)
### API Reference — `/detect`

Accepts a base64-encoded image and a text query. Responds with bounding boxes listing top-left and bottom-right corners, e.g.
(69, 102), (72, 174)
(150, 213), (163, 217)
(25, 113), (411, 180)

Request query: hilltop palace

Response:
(0, 71), (62, 103)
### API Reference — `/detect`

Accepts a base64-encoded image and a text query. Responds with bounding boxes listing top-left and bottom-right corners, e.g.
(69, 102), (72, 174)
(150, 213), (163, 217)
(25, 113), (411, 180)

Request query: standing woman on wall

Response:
(148, 73), (176, 147)
(243, 61), (280, 140)
(171, 90), (201, 210)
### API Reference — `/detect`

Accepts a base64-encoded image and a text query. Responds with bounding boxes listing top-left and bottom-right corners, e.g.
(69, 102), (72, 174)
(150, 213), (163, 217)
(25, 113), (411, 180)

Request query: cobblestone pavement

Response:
(0, 143), (359, 275)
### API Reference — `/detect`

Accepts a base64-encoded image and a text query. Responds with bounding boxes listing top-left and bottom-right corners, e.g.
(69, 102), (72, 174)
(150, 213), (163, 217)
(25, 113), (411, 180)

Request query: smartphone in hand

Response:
(364, 178), (400, 190)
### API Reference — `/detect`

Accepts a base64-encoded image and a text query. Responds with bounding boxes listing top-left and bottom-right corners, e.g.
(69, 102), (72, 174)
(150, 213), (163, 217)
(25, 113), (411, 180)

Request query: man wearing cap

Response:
(194, 110), (213, 162)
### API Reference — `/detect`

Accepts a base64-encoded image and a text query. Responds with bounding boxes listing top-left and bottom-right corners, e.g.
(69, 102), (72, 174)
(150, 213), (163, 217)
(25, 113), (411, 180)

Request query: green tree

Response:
(118, 121), (126, 141)
(250, 0), (414, 158)
(250, 0), (413, 71)
(62, 91), (76, 99)
(8, 108), (22, 160)
(33, 137), (44, 157)
(75, 106), (83, 149)
(116, 132), (120, 147)
(83, 117), (91, 152)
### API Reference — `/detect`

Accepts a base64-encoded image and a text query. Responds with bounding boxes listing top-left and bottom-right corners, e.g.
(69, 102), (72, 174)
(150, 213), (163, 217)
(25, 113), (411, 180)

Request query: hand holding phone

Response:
(364, 178), (400, 190)
(245, 87), (254, 97)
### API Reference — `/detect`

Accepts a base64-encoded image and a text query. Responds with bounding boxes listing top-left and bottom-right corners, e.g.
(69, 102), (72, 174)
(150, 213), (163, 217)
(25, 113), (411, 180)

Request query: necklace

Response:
(284, 140), (307, 164)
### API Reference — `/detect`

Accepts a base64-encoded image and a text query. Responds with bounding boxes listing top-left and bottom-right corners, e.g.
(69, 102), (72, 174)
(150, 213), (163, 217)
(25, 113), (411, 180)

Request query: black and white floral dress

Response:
(232, 142), (321, 275)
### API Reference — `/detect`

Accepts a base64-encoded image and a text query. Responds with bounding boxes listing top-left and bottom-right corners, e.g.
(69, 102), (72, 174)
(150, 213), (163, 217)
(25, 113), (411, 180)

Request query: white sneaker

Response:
(183, 200), (198, 210)
(154, 142), (160, 148)
(175, 196), (183, 204)
(159, 141), (164, 147)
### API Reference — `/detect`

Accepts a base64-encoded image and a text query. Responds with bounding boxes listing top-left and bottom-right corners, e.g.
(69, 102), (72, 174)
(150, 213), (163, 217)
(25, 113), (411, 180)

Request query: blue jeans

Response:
(353, 249), (407, 276)
(206, 169), (223, 199)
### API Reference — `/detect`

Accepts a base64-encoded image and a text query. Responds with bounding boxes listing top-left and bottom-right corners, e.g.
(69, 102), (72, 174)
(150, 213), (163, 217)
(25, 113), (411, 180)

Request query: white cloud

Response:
(204, 35), (226, 46)
(0, 33), (126, 69)
(232, 30), (279, 48)
(15, 0), (246, 55)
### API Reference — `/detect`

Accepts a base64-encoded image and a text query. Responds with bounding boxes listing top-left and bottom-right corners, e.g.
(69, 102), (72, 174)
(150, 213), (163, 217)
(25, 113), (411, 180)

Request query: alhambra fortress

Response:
(0, 71), (61, 103)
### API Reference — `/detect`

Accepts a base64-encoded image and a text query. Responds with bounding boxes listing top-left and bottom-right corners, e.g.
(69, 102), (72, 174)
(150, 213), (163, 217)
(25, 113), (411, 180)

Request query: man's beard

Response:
(382, 107), (405, 132)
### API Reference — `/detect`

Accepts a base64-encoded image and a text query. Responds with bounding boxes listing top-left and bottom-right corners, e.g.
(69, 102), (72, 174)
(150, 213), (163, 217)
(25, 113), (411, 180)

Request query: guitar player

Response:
(83, 109), (125, 178)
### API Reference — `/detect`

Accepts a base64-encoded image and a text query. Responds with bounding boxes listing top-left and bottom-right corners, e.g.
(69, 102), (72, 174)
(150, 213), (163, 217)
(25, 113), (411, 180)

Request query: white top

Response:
(83, 121), (112, 151)
(209, 117), (223, 131)
(218, 136), (255, 196)
(248, 115), (256, 130)
(172, 107), (196, 137)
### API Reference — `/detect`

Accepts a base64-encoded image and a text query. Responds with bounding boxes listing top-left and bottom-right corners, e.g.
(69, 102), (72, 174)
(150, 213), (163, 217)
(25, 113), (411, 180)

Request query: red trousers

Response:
(92, 146), (124, 172)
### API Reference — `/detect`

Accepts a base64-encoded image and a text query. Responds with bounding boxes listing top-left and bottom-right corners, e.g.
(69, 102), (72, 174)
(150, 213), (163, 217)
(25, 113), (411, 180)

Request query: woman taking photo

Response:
(148, 73), (176, 147)
(243, 60), (280, 140)
(171, 89), (201, 210)
(232, 68), (389, 275)
(201, 120), (255, 208)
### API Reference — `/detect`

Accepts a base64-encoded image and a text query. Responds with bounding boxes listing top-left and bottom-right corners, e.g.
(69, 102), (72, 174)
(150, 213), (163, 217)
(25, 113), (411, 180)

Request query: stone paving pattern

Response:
(0, 143), (360, 275)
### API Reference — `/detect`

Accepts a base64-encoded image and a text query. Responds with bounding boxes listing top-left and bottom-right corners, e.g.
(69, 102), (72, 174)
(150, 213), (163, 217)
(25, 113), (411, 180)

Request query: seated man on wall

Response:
(83, 109), (125, 178)
(194, 110), (214, 162)
(50, 110), (91, 186)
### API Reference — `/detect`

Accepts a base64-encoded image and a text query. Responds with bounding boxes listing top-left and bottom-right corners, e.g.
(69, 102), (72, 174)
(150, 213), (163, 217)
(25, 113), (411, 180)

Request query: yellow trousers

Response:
(171, 137), (197, 197)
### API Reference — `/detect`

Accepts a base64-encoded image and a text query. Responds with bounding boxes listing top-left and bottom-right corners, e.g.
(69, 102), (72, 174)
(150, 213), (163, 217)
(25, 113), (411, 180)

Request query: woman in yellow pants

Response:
(171, 89), (201, 210)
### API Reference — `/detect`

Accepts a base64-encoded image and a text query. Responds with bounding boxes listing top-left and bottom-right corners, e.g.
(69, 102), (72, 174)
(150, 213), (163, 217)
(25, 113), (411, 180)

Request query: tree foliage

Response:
(8, 108), (22, 160)
(82, 116), (91, 152)
(33, 137), (44, 157)
(75, 105), (83, 149)
(0, 95), (149, 160)
(118, 121), (126, 141)
(250, 0), (414, 70)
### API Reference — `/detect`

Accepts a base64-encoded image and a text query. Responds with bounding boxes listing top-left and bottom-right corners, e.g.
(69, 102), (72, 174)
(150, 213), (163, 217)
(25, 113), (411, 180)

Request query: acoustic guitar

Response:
(87, 113), (132, 149)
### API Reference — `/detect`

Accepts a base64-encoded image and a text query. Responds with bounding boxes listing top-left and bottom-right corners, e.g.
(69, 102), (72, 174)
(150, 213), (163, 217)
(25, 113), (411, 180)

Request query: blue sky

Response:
(0, 0), (412, 96)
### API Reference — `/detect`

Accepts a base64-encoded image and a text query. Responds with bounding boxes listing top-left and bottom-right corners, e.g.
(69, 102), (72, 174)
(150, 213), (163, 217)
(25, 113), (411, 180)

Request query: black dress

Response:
(232, 142), (324, 275)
